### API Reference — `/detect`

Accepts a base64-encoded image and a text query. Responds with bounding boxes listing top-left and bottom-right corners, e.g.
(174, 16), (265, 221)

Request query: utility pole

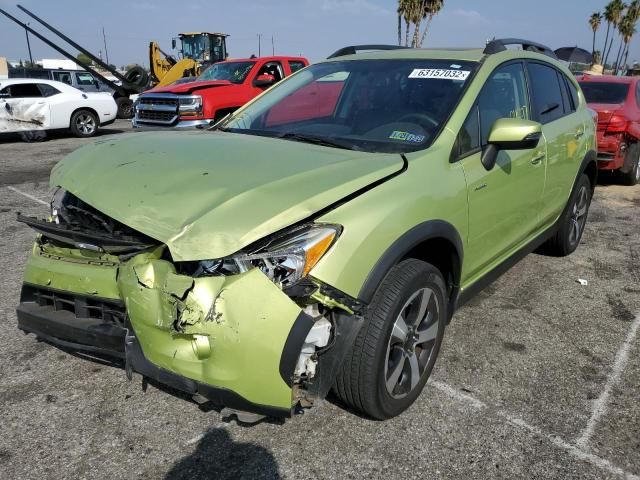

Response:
(271, 35), (274, 56)
(257, 33), (262, 57)
(25, 22), (33, 65)
(102, 27), (109, 65)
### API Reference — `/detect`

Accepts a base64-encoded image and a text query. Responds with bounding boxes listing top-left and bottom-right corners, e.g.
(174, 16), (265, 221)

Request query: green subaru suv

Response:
(17, 39), (597, 420)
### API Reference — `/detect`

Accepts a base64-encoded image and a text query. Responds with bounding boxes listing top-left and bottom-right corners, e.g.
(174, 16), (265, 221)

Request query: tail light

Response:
(605, 114), (628, 133)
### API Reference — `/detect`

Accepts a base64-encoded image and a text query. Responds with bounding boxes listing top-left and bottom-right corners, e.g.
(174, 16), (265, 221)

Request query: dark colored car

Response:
(578, 75), (640, 185)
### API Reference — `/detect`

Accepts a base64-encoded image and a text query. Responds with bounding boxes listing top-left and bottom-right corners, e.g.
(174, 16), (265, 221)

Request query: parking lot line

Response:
(575, 312), (640, 450)
(430, 380), (640, 480)
(6, 186), (48, 206)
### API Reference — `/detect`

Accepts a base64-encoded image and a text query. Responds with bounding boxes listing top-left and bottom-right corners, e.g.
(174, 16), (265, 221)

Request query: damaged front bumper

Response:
(16, 241), (364, 418)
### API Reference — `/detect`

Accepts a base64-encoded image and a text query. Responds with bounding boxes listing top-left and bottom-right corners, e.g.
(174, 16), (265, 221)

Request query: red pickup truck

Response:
(578, 75), (640, 185)
(133, 56), (309, 129)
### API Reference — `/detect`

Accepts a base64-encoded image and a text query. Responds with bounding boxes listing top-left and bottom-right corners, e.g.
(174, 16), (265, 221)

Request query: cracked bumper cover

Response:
(16, 245), (325, 417)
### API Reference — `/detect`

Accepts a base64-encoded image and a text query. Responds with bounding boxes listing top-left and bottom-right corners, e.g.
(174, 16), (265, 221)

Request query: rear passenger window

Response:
(565, 77), (580, 111)
(527, 63), (565, 124)
(288, 61), (306, 73)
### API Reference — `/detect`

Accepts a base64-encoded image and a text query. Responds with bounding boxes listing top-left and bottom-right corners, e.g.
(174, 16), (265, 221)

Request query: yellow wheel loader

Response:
(149, 32), (229, 88)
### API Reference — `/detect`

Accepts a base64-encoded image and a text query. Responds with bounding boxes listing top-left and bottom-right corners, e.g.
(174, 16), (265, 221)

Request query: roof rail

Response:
(327, 45), (408, 59)
(483, 38), (557, 59)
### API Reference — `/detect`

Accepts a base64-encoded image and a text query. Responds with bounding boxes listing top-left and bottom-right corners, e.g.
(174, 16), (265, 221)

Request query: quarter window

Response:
(38, 84), (60, 97)
(527, 63), (565, 124)
(565, 77), (580, 111)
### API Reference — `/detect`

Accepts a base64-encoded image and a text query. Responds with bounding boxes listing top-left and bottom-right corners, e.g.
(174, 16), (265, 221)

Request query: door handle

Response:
(531, 152), (545, 165)
(574, 129), (584, 139)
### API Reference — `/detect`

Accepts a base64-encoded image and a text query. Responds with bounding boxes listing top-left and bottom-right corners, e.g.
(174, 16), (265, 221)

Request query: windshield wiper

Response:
(277, 132), (357, 151)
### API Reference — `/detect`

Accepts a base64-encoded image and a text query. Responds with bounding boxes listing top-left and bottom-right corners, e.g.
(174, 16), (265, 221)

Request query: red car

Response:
(578, 75), (640, 185)
(133, 56), (309, 129)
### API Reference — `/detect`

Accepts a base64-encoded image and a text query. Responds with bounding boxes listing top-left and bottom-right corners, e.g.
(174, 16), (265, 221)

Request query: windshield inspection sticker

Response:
(408, 68), (470, 81)
(389, 131), (426, 143)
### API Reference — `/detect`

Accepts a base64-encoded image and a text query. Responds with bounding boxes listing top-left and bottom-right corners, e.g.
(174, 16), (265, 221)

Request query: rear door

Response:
(0, 82), (51, 131)
(457, 61), (546, 279)
(526, 61), (586, 225)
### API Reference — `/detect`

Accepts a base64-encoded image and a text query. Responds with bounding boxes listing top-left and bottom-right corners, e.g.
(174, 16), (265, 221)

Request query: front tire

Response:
(334, 259), (447, 419)
(543, 173), (592, 256)
(70, 110), (98, 138)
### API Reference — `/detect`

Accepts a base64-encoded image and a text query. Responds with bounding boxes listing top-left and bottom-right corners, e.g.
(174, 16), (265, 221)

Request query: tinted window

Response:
(454, 105), (480, 158)
(527, 63), (565, 124)
(38, 83), (60, 97)
(288, 61), (306, 73)
(578, 82), (629, 104)
(4, 83), (43, 97)
(52, 71), (72, 85)
(478, 62), (529, 143)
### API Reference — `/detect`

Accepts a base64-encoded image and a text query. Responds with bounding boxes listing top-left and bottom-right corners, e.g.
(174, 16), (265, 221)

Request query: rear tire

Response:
(333, 259), (447, 419)
(620, 143), (640, 186)
(70, 110), (98, 138)
(542, 174), (592, 256)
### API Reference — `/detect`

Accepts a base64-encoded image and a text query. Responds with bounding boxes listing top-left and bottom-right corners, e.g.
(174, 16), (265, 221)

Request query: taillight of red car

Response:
(605, 114), (629, 134)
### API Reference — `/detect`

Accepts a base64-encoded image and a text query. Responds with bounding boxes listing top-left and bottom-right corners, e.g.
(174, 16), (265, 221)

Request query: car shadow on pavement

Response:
(0, 126), (128, 143)
(164, 428), (280, 480)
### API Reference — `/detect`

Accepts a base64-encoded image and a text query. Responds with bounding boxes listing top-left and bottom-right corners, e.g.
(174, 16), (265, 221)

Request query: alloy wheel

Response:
(384, 287), (440, 399)
(76, 114), (96, 135)
(569, 185), (589, 246)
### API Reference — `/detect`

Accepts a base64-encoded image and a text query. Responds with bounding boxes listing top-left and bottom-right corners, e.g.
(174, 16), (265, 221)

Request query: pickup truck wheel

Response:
(116, 97), (133, 119)
(70, 110), (98, 138)
(543, 174), (592, 256)
(620, 143), (640, 186)
(333, 259), (446, 419)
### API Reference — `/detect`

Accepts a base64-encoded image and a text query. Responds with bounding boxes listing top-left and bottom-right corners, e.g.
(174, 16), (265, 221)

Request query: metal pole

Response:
(102, 27), (109, 64)
(25, 22), (33, 64)
(258, 33), (261, 57)
(271, 35), (274, 56)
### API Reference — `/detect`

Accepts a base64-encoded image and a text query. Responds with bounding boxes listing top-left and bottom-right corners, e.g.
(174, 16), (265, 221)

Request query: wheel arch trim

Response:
(357, 220), (463, 305)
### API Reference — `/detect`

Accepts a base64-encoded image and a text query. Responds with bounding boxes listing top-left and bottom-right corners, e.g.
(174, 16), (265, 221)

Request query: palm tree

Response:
(397, 0), (411, 46)
(618, 1), (639, 73)
(589, 12), (602, 56)
(602, 2), (615, 64)
(603, 0), (626, 68)
(419, 0), (444, 47)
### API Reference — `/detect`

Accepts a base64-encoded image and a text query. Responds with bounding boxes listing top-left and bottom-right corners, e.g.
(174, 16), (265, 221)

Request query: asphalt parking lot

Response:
(1, 121), (639, 479)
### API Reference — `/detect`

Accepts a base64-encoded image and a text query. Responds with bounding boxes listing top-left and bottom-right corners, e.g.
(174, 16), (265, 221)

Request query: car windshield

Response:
(221, 59), (477, 153)
(578, 82), (629, 104)
(198, 61), (255, 84)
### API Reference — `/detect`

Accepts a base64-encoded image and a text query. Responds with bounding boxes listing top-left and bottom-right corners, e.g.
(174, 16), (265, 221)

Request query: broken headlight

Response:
(50, 187), (68, 224)
(194, 224), (340, 287)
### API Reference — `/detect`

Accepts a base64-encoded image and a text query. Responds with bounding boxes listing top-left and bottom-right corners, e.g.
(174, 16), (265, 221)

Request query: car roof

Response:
(0, 77), (81, 94)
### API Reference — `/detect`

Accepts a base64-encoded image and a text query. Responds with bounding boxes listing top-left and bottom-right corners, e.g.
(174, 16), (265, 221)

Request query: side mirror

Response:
(94, 80), (100, 89)
(254, 73), (276, 87)
(481, 118), (542, 171)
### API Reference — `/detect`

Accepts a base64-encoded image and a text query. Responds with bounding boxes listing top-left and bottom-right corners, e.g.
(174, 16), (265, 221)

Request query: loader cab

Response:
(176, 32), (229, 67)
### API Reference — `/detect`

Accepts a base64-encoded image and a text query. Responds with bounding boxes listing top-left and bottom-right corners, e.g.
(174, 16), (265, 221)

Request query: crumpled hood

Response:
(51, 131), (403, 261)
(148, 80), (233, 95)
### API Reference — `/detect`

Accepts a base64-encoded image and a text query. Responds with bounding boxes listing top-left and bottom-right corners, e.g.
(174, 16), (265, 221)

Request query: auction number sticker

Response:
(408, 68), (470, 80)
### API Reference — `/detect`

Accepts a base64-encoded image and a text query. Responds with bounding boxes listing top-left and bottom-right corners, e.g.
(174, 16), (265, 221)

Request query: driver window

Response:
(454, 63), (529, 160)
(478, 63), (529, 144)
(257, 62), (284, 82)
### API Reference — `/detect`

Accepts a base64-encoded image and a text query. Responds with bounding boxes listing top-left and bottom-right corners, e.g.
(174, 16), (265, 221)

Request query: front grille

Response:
(137, 97), (178, 106)
(21, 285), (126, 328)
(136, 111), (177, 123)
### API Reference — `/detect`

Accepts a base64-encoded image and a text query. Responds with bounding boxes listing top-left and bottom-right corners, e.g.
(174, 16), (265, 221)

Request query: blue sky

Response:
(0, 0), (637, 67)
